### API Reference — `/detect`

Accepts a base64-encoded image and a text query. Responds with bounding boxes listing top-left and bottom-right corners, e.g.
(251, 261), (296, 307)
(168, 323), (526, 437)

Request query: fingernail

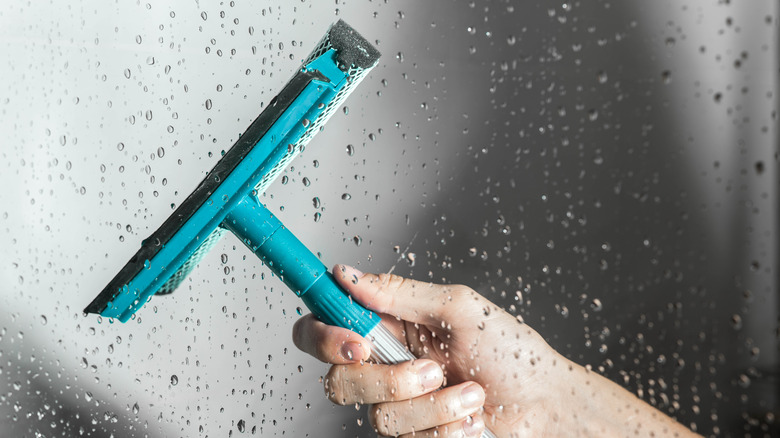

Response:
(340, 342), (363, 362)
(416, 361), (442, 390)
(463, 415), (484, 437)
(460, 383), (484, 409)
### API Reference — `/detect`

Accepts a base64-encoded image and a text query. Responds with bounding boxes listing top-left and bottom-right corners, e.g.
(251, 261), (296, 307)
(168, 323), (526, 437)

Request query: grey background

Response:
(0, 0), (777, 436)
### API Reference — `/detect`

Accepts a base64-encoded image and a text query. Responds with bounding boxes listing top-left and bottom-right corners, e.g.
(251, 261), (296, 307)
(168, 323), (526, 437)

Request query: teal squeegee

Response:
(82, 20), (499, 438)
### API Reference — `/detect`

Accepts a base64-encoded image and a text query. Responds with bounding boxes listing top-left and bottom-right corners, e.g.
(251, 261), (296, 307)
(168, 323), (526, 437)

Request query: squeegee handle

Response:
(224, 196), (497, 438)
(223, 196), (382, 336)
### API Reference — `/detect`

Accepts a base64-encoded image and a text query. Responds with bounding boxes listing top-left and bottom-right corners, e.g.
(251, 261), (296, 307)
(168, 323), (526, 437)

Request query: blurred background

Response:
(1, 0), (777, 436)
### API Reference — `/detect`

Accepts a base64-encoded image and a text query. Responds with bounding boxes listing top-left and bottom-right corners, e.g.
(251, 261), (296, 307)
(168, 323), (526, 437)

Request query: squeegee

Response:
(84, 20), (497, 438)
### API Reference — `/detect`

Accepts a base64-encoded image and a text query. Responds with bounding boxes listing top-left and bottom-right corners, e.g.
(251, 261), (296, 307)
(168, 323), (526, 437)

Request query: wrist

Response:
(543, 355), (626, 437)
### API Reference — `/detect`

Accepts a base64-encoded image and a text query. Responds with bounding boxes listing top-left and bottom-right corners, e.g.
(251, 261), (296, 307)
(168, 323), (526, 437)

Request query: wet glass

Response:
(1, 1), (777, 436)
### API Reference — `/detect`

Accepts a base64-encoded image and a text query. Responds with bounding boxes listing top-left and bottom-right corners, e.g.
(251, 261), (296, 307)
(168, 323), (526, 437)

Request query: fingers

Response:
(324, 359), (444, 405)
(369, 381), (486, 437)
(332, 264), (478, 326)
(292, 313), (371, 364)
(398, 415), (485, 438)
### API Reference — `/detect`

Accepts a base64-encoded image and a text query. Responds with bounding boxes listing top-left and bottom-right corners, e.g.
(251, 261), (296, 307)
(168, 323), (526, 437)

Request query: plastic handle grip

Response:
(223, 196), (381, 336)
(226, 195), (498, 438)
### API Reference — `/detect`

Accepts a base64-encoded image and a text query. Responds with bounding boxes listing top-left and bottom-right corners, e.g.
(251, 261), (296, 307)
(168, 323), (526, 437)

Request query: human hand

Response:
(293, 265), (700, 437)
(293, 265), (562, 437)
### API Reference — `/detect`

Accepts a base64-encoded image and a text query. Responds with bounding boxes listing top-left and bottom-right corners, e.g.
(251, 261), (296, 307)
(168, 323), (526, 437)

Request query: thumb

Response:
(332, 264), (468, 327)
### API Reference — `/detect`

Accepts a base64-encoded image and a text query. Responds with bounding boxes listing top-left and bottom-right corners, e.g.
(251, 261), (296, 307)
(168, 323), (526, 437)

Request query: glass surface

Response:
(1, 1), (777, 436)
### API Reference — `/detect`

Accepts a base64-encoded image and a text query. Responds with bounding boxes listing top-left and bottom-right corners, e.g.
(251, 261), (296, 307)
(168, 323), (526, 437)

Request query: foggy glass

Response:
(1, 0), (777, 436)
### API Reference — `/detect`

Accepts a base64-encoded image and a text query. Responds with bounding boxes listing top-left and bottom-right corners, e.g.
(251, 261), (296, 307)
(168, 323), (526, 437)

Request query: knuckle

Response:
(385, 370), (403, 402)
(375, 273), (407, 292)
(373, 273), (410, 313)
(441, 284), (482, 319)
(449, 284), (475, 301)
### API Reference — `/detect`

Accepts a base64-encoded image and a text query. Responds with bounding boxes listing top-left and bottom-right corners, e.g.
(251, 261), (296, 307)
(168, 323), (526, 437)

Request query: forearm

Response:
(553, 354), (701, 438)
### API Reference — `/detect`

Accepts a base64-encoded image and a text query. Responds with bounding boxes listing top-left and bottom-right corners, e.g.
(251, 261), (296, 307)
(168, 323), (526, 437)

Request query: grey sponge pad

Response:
(329, 19), (381, 70)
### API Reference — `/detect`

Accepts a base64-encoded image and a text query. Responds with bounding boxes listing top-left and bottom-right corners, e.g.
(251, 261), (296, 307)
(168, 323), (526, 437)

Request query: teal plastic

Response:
(224, 196), (381, 336)
(100, 49), (347, 322)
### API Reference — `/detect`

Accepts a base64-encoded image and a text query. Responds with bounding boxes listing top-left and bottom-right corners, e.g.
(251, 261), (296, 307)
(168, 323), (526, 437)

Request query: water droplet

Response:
(205, 99), (212, 110)
(237, 419), (246, 433)
(39, 315), (47, 325)
(661, 70), (672, 84)
(302, 177), (310, 187)
(221, 254), (228, 264)
(145, 110), (153, 121)
(405, 253), (416, 266)
(346, 144), (355, 156)
(132, 402), (140, 415)
(730, 314), (743, 330)
(341, 193), (351, 200)
(124, 69), (131, 79)
(353, 236), (362, 246)
(135, 35), (142, 44)
(507, 35), (516, 46)
(597, 71), (608, 84)
(313, 212), (321, 222)
(312, 197), (321, 208)
(117, 142), (125, 151)
(200, 11), (207, 20)
(590, 298), (603, 312)
(170, 375), (178, 386)
(296, 307), (303, 315)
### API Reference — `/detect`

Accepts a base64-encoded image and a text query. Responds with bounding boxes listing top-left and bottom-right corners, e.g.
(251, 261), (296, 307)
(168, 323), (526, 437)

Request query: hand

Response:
(292, 264), (557, 437)
(293, 265), (701, 437)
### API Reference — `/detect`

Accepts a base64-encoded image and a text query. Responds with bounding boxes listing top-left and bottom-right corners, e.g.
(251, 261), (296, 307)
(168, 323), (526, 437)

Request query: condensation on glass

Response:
(0, 0), (777, 436)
